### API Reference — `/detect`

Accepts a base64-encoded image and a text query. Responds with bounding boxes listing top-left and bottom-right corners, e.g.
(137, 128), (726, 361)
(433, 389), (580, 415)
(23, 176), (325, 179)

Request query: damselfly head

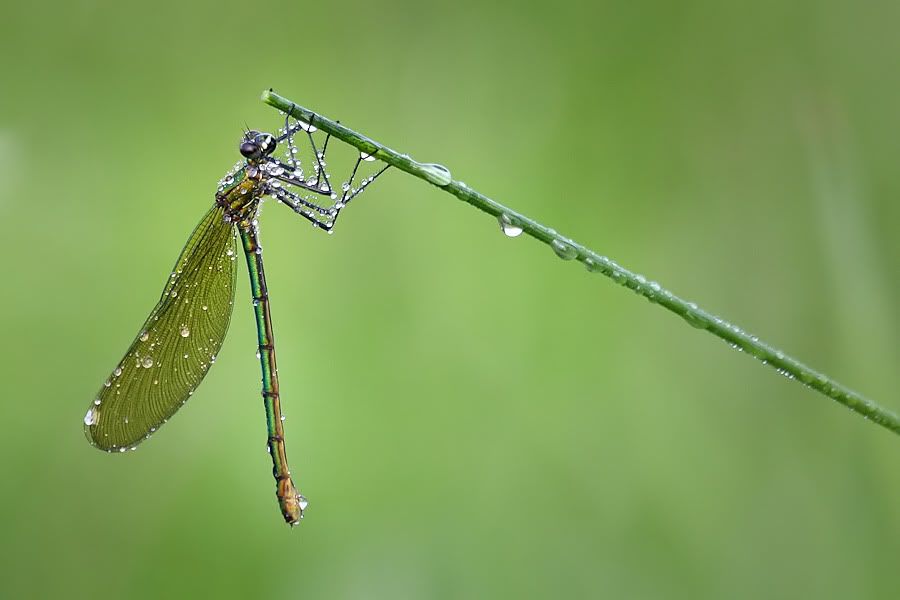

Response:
(239, 131), (277, 160)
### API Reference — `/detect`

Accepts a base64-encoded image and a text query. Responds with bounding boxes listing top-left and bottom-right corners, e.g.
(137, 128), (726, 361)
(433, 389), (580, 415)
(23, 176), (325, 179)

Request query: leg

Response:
(326, 162), (390, 228)
(276, 108), (333, 194)
(273, 161), (389, 232)
(269, 186), (334, 231)
(264, 159), (335, 196)
(270, 111), (391, 233)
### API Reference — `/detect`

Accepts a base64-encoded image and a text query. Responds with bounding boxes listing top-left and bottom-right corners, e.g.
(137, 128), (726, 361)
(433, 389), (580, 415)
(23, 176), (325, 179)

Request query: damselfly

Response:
(84, 110), (388, 525)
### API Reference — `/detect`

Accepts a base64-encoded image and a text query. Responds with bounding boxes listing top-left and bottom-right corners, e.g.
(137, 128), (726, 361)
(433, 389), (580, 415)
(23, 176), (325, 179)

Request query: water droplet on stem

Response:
(497, 213), (523, 237)
(550, 239), (577, 260)
(420, 163), (452, 187)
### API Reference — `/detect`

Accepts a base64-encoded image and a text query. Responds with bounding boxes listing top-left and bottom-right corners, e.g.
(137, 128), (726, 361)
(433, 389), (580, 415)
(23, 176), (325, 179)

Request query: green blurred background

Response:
(2, 1), (899, 598)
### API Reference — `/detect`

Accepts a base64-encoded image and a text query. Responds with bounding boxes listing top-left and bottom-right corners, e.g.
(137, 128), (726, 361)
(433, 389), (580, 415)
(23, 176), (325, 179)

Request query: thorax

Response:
(215, 163), (266, 227)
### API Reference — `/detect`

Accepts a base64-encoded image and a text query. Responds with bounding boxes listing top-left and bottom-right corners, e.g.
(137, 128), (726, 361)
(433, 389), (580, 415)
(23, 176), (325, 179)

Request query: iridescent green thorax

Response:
(215, 162), (265, 227)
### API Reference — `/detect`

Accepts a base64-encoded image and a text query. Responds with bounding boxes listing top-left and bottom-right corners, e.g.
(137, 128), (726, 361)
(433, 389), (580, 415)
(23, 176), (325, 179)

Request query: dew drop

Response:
(682, 302), (708, 329)
(643, 281), (662, 303)
(550, 239), (577, 260)
(360, 151), (376, 162)
(114, 367), (123, 377)
(142, 357), (154, 368)
(84, 407), (99, 426)
(298, 495), (309, 511)
(139, 331), (149, 342)
(497, 213), (523, 237)
(420, 163), (452, 187)
(180, 326), (190, 338)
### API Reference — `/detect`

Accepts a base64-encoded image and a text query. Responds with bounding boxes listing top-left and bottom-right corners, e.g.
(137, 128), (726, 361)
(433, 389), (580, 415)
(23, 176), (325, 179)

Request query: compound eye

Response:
(239, 141), (259, 158)
(256, 134), (277, 155)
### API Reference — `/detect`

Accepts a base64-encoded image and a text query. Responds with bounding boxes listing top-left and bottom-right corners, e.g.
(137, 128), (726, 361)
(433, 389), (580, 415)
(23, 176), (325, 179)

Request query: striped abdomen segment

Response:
(239, 224), (307, 525)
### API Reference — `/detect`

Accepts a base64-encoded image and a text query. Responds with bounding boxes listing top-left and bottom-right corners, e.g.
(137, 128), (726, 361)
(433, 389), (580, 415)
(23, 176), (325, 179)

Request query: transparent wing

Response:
(84, 205), (237, 451)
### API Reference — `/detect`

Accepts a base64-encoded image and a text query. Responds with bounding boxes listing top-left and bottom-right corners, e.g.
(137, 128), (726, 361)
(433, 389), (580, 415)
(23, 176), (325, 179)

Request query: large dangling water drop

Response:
(497, 213), (523, 237)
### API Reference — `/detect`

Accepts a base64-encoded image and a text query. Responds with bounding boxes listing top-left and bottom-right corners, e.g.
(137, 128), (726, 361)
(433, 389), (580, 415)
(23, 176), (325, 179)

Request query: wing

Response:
(84, 204), (237, 451)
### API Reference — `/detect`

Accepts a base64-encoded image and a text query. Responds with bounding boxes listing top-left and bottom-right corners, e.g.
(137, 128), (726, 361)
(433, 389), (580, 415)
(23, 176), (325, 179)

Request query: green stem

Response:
(261, 88), (900, 437)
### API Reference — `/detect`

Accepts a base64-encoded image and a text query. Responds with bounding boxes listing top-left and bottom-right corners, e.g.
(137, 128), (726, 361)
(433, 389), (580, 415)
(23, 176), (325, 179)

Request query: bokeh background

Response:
(2, 1), (899, 598)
